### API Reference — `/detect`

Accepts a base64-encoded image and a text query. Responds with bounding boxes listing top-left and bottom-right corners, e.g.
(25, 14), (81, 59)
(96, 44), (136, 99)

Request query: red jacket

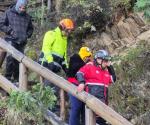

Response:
(68, 77), (79, 86)
(78, 62), (113, 87)
(76, 61), (113, 104)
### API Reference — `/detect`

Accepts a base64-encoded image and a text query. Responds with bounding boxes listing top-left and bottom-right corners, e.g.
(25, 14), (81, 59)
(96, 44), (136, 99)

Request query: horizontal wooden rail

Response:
(0, 38), (133, 125)
(0, 74), (67, 125)
(0, 74), (19, 92)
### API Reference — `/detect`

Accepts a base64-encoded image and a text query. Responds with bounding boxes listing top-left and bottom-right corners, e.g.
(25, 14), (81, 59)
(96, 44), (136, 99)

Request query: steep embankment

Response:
(83, 13), (149, 54)
(82, 13), (150, 125)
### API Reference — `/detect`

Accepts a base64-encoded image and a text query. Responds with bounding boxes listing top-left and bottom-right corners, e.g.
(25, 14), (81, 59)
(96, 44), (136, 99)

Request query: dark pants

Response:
(96, 117), (108, 125)
(69, 94), (85, 125)
(5, 42), (25, 81)
(87, 85), (108, 125)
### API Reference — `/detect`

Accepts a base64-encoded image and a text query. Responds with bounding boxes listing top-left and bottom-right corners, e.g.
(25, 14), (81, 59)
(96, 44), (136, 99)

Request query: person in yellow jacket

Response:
(39, 18), (74, 74)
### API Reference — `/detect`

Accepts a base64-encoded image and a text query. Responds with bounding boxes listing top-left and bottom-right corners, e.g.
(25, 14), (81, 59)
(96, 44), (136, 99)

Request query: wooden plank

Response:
(85, 106), (96, 125)
(45, 110), (68, 125)
(0, 38), (133, 125)
(0, 38), (24, 62)
(19, 63), (28, 91)
(60, 89), (66, 121)
(0, 48), (6, 68)
(0, 74), (19, 93)
(0, 74), (68, 125)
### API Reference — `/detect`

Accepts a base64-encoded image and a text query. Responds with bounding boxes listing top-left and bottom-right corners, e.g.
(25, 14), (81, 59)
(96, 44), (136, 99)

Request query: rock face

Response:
(82, 13), (150, 125)
(84, 13), (148, 55)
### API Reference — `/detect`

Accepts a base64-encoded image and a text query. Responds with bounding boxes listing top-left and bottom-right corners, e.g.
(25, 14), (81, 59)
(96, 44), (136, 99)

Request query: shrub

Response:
(134, 0), (150, 21)
(4, 83), (56, 125)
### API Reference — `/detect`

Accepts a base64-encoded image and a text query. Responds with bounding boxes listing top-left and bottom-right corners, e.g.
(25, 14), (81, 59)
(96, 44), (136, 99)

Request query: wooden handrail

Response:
(0, 74), (67, 125)
(0, 74), (19, 92)
(0, 38), (133, 125)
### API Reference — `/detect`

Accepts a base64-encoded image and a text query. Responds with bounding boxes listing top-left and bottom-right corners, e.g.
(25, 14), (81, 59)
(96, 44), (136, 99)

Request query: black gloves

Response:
(62, 64), (68, 74)
(107, 65), (116, 82)
(48, 62), (61, 73)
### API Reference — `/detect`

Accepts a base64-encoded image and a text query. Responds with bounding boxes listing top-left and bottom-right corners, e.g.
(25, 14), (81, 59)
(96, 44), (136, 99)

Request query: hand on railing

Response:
(77, 83), (85, 92)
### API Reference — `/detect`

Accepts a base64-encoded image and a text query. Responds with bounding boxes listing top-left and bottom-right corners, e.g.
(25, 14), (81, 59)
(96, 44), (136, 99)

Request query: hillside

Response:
(0, 0), (150, 125)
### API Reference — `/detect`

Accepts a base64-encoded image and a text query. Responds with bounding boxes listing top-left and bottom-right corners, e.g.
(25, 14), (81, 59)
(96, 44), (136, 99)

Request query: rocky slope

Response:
(83, 13), (148, 54)
(81, 15), (150, 125)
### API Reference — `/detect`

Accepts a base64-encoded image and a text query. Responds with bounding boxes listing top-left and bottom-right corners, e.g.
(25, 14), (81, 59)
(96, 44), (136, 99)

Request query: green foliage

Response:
(134, 0), (150, 20)
(25, 49), (37, 60)
(109, 0), (131, 9)
(109, 40), (150, 116)
(117, 43), (145, 81)
(8, 91), (37, 113)
(32, 83), (57, 110)
(27, 72), (39, 82)
(121, 45), (143, 62)
(27, 0), (47, 26)
(66, 0), (98, 7)
(5, 84), (56, 124)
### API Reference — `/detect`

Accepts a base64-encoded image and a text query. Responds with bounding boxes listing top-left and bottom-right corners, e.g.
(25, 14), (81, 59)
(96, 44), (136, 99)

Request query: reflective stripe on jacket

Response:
(41, 27), (68, 66)
(76, 62), (113, 104)
(77, 62), (113, 86)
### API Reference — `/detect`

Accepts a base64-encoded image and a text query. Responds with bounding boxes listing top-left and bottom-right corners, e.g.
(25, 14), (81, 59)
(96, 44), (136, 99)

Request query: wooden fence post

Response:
(60, 89), (66, 121)
(85, 106), (96, 125)
(19, 63), (28, 91)
(0, 47), (6, 68)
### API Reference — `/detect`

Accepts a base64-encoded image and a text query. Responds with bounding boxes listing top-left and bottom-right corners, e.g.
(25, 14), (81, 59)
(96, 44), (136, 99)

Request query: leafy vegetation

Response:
(27, 0), (47, 26)
(4, 83), (56, 125)
(109, 0), (131, 8)
(134, 0), (150, 21)
(109, 40), (150, 119)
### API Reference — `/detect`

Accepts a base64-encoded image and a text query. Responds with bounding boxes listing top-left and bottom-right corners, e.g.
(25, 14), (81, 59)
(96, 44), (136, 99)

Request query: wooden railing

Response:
(0, 38), (133, 125)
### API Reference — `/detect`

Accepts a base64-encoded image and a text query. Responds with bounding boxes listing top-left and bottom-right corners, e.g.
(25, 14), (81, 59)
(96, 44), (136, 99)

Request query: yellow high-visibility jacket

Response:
(41, 27), (68, 67)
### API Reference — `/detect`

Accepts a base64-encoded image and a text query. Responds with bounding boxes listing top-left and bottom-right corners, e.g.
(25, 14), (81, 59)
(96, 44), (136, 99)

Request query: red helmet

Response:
(59, 18), (74, 30)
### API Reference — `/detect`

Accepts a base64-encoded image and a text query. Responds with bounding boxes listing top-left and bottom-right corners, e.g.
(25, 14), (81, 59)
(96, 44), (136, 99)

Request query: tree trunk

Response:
(47, 0), (51, 12)
(55, 0), (63, 15)
(41, 0), (45, 26)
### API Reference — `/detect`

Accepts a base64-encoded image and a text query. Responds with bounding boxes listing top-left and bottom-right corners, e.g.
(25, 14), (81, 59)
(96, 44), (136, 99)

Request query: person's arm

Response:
(0, 11), (12, 34)
(107, 65), (116, 83)
(76, 65), (87, 92)
(27, 17), (33, 38)
(42, 31), (55, 63)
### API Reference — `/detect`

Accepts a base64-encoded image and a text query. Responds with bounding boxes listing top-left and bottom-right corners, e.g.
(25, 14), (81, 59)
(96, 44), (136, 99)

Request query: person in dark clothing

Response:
(67, 47), (92, 125)
(0, 0), (33, 82)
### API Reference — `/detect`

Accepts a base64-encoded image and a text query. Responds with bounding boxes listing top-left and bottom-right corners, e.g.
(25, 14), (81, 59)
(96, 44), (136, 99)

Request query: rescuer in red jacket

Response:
(76, 49), (116, 125)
